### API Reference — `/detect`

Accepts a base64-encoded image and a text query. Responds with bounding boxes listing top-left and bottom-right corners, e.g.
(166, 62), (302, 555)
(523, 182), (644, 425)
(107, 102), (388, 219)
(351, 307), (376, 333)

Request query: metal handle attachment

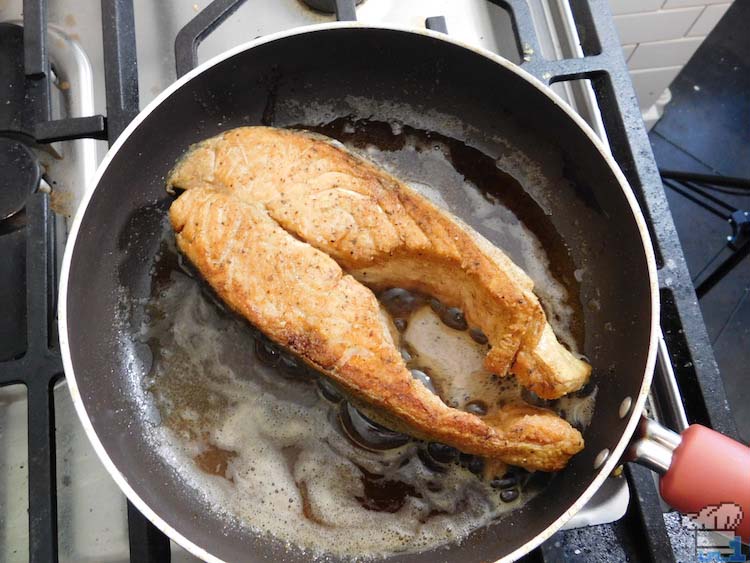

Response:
(626, 417), (681, 474)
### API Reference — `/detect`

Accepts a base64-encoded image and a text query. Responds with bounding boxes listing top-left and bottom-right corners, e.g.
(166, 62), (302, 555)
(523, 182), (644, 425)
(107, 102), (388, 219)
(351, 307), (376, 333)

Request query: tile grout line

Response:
(685, 5), (708, 37)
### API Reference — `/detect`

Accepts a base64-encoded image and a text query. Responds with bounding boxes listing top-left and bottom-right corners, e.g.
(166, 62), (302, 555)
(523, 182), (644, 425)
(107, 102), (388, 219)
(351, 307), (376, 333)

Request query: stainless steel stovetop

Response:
(0, 1), (634, 561)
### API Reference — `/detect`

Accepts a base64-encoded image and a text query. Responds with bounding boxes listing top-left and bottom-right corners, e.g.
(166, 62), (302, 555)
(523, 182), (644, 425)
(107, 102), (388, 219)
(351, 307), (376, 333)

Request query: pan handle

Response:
(627, 417), (750, 542)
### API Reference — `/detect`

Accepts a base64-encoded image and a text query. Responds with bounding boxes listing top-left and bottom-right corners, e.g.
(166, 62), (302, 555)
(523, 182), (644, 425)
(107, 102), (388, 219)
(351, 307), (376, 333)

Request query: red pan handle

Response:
(629, 418), (750, 542)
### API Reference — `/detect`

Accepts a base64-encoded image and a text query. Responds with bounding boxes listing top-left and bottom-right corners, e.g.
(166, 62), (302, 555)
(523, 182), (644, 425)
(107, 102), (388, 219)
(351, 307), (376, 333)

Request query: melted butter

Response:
(141, 276), (532, 559)
(193, 444), (237, 481)
(400, 305), (596, 430)
(402, 306), (521, 410)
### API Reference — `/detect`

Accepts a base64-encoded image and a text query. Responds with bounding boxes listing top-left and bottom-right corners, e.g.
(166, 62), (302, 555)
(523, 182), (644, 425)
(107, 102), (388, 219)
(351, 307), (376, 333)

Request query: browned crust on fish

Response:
(167, 126), (591, 399)
(170, 189), (583, 471)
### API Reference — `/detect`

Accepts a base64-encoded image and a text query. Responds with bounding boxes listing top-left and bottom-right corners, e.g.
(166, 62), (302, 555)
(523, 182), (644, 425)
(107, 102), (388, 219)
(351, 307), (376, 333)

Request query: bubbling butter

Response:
(142, 276), (531, 559)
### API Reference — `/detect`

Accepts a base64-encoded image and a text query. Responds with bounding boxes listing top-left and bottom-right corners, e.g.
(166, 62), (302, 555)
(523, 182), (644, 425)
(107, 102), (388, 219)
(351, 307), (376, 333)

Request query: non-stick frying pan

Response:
(59, 24), (750, 562)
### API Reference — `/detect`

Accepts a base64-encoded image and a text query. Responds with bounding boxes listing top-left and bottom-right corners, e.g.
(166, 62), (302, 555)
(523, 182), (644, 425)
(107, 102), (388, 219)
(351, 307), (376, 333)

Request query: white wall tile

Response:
(663, 0), (732, 8)
(687, 3), (731, 36)
(614, 7), (703, 44)
(608, 0), (664, 16)
(629, 66), (682, 109)
(622, 44), (637, 61)
(627, 36), (703, 69)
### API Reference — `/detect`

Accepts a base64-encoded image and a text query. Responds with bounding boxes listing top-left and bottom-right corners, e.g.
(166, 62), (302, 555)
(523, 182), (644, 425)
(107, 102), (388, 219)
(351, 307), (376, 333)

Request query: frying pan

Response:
(59, 23), (750, 562)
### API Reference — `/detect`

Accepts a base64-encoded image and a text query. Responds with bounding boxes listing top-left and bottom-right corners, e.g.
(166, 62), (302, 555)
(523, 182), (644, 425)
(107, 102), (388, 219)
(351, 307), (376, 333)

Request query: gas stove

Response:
(0, 1), (736, 562)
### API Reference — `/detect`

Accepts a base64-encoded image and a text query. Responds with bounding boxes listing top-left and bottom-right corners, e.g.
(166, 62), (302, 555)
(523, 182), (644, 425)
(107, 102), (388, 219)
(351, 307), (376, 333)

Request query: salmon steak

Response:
(167, 127), (592, 471)
(170, 189), (583, 471)
(167, 126), (591, 399)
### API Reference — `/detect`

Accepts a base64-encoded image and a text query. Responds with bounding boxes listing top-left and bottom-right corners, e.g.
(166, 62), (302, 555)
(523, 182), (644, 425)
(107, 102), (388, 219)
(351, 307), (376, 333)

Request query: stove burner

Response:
(0, 138), (41, 219)
(300, 0), (363, 14)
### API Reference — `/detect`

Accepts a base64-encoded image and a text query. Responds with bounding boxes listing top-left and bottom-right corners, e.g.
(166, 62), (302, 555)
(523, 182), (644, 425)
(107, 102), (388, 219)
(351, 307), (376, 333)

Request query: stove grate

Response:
(0, 0), (738, 561)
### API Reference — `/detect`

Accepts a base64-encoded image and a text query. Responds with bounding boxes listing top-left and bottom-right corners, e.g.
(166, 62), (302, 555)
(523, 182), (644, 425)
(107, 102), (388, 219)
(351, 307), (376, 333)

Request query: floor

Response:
(649, 0), (750, 443)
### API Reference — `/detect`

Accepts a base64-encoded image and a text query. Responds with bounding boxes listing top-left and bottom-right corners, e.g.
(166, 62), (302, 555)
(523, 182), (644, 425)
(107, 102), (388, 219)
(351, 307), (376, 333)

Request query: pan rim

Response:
(58, 21), (660, 563)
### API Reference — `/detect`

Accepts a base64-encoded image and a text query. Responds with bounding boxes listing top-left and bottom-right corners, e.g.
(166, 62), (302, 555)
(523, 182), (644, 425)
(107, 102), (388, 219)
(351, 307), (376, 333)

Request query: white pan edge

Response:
(58, 21), (660, 563)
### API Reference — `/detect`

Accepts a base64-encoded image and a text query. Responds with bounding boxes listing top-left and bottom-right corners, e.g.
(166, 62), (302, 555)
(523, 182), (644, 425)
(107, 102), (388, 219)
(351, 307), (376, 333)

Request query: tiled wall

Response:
(609, 0), (732, 112)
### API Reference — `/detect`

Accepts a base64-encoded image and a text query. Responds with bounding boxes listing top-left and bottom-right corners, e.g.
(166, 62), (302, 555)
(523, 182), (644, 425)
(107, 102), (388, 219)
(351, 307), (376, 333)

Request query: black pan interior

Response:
(65, 27), (654, 562)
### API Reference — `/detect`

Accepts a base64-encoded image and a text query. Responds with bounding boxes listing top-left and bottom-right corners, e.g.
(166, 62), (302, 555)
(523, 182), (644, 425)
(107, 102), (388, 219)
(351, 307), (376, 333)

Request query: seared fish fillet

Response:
(170, 189), (583, 471)
(167, 126), (591, 399)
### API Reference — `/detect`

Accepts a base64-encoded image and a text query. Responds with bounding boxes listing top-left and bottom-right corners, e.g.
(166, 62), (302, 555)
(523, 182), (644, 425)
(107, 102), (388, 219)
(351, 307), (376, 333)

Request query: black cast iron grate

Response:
(0, 0), (739, 561)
